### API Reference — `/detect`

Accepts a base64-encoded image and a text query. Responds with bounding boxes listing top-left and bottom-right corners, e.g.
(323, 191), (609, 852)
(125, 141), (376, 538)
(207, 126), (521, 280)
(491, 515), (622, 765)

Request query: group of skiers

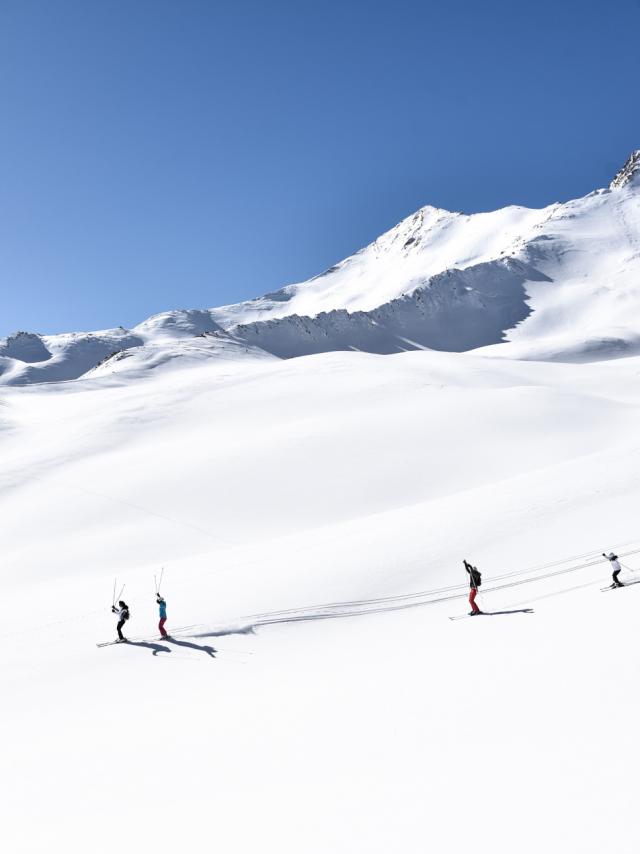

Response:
(462, 551), (626, 616)
(111, 593), (168, 642)
(107, 551), (628, 640)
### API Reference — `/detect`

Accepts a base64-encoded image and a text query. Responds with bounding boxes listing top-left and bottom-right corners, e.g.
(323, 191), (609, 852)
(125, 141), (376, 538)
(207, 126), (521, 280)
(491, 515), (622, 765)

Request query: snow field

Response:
(3, 346), (640, 852)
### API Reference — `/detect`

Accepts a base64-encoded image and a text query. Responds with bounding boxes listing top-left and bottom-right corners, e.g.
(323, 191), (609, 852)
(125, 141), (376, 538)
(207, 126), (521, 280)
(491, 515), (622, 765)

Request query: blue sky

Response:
(1, 0), (639, 337)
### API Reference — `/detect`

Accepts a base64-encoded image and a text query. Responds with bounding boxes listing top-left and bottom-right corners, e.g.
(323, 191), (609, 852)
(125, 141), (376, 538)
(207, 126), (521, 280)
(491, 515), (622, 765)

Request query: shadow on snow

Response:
(166, 637), (216, 658)
(479, 608), (534, 616)
(123, 639), (171, 656)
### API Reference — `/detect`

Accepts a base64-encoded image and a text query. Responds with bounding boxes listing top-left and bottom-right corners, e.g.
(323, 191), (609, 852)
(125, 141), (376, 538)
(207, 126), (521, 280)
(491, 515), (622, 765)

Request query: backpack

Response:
(122, 607), (130, 621)
(471, 569), (482, 588)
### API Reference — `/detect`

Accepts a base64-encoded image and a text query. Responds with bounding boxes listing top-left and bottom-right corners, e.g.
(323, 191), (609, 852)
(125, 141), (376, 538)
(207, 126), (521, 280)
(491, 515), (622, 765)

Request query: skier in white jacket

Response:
(111, 600), (130, 641)
(603, 552), (624, 588)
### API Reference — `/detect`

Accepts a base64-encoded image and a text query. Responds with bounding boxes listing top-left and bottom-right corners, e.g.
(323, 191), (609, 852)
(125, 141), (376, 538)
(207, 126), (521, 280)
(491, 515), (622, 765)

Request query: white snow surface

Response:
(3, 344), (640, 853)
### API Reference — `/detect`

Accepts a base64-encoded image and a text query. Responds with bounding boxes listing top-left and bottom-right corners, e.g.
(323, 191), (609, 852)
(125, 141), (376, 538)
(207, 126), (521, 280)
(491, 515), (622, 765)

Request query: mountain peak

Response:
(609, 149), (640, 189)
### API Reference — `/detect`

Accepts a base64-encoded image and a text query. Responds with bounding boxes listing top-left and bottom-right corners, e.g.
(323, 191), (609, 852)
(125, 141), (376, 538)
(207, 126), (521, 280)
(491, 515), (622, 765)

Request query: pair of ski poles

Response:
(111, 567), (164, 607)
(154, 567), (164, 597)
(111, 578), (125, 608)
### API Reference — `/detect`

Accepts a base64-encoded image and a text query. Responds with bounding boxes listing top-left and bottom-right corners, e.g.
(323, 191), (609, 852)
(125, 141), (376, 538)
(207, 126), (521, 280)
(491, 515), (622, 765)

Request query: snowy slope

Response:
(211, 202), (558, 323)
(86, 332), (276, 380)
(2, 150), (639, 384)
(482, 169), (640, 360)
(3, 347), (640, 853)
(231, 257), (548, 357)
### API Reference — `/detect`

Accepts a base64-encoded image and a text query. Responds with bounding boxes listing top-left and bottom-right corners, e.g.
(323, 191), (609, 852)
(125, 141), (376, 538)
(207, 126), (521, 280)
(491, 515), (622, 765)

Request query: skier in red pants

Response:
(157, 594), (168, 638)
(463, 559), (482, 615)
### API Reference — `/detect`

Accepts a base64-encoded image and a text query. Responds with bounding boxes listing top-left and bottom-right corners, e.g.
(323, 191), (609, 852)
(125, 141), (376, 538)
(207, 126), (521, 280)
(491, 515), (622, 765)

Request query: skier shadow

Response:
(167, 637), (217, 658)
(481, 608), (534, 616)
(125, 640), (171, 656)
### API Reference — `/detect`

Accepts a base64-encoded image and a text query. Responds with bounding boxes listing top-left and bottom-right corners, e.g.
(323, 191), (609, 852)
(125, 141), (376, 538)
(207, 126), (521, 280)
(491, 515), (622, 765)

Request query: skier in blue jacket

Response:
(157, 594), (168, 638)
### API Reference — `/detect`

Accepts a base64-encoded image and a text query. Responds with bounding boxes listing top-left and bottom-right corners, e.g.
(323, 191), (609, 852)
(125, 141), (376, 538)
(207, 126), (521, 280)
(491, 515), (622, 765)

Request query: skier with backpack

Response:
(603, 552), (624, 588)
(112, 600), (130, 641)
(157, 593), (168, 638)
(464, 559), (482, 615)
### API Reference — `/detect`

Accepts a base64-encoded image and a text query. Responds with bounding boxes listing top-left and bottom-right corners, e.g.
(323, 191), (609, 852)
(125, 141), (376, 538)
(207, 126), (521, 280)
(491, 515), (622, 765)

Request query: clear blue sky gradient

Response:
(1, 0), (639, 336)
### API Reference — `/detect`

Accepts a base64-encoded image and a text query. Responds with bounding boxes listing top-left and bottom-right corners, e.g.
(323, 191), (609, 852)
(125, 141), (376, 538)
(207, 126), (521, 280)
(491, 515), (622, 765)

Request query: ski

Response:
(600, 578), (640, 592)
(449, 608), (534, 620)
(96, 639), (129, 647)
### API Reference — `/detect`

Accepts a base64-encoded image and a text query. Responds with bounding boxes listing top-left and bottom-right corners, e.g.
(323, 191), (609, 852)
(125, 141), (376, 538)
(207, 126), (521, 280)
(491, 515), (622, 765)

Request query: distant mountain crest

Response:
(610, 149), (640, 189)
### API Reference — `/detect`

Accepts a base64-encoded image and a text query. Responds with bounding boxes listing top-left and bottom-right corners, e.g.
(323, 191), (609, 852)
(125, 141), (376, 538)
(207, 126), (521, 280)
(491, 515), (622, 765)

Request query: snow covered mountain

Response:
(2, 149), (639, 383)
(215, 149), (640, 361)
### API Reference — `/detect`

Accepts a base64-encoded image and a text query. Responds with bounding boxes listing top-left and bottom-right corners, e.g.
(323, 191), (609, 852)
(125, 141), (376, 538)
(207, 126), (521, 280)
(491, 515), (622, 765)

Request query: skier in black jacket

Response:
(463, 560), (482, 615)
(111, 600), (130, 641)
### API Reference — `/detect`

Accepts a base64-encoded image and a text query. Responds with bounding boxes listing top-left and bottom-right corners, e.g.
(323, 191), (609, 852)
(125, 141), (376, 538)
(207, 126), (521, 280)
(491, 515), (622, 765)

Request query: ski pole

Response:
(158, 567), (164, 596)
(620, 562), (637, 575)
(116, 584), (125, 602)
(154, 574), (158, 595)
(112, 578), (117, 608)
